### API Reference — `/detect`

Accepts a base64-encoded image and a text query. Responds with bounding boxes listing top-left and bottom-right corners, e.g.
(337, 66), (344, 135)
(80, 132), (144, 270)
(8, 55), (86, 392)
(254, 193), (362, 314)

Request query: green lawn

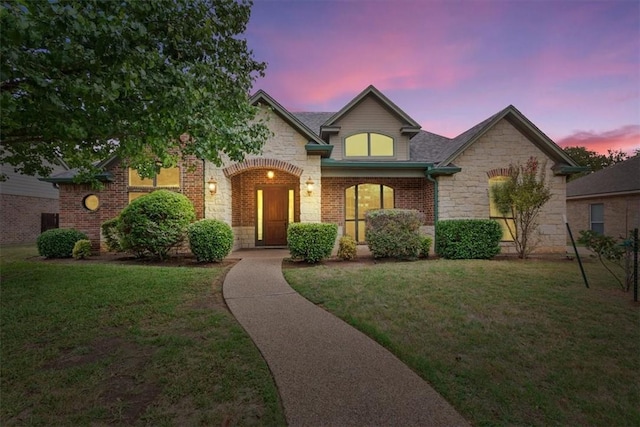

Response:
(1, 245), (285, 426)
(284, 257), (639, 426)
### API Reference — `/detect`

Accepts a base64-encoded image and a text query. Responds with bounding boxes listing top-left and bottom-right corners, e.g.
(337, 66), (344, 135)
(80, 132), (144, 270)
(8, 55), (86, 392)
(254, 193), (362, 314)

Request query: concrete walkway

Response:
(223, 249), (470, 426)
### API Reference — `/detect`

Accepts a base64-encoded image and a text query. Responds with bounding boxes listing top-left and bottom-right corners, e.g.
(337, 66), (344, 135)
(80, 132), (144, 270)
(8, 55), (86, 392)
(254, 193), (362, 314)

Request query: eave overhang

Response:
(306, 144), (334, 158)
(426, 166), (462, 176)
(39, 171), (114, 184)
(321, 159), (433, 170)
(553, 165), (590, 176)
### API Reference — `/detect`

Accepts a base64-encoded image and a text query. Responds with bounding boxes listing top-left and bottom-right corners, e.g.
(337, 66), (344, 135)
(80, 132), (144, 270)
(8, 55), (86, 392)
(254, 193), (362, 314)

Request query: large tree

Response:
(563, 146), (629, 181)
(1, 0), (269, 181)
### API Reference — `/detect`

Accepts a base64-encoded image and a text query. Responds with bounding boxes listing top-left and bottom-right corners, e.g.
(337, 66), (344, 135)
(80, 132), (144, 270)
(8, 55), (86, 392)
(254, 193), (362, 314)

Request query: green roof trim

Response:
(40, 172), (114, 184)
(426, 166), (461, 176)
(305, 144), (333, 157)
(554, 165), (590, 175)
(321, 159), (433, 169)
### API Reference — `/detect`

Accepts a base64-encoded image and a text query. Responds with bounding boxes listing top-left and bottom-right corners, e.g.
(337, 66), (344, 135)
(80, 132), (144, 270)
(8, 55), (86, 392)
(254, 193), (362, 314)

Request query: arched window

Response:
(344, 133), (394, 157)
(345, 184), (394, 242)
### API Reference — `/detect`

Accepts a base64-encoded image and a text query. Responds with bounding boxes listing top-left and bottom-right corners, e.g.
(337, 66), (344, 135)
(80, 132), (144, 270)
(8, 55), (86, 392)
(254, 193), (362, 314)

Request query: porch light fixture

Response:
(207, 178), (217, 196)
(267, 170), (275, 179)
(305, 177), (315, 196)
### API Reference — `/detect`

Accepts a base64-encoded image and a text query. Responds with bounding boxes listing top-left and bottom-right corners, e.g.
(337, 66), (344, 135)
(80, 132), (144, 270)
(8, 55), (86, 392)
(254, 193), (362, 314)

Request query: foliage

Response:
(577, 229), (635, 290)
(287, 223), (338, 263)
(36, 228), (88, 258)
(419, 236), (433, 259)
(436, 220), (502, 259)
(118, 190), (195, 260)
(1, 0), (270, 183)
(100, 217), (122, 252)
(365, 209), (424, 260)
(187, 219), (234, 262)
(72, 239), (93, 259)
(491, 157), (552, 259)
(563, 146), (630, 181)
(337, 235), (357, 261)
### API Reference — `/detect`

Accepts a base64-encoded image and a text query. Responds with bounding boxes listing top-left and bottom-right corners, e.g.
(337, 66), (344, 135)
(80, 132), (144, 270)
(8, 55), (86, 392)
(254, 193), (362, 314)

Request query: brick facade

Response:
(0, 194), (59, 244)
(231, 169), (301, 227)
(58, 158), (204, 251)
(321, 177), (435, 226)
(567, 194), (640, 239)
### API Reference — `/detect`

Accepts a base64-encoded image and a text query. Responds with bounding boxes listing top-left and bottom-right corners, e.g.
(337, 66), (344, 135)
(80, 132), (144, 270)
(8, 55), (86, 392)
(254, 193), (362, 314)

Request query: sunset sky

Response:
(245, 0), (639, 155)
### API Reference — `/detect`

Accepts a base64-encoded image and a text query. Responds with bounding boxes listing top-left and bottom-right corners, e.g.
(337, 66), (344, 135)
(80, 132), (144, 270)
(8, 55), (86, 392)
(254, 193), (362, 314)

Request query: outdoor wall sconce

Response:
(267, 170), (275, 179)
(305, 177), (315, 196)
(207, 178), (217, 196)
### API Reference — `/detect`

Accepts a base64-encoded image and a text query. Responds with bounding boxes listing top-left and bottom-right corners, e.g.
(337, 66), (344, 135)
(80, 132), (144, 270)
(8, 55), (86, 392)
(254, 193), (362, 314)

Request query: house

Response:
(0, 160), (68, 244)
(566, 155), (640, 239)
(45, 85), (581, 254)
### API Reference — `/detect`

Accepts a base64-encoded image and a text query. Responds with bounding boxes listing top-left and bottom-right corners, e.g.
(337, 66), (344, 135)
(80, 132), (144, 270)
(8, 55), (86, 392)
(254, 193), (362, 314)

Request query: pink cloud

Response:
(557, 125), (640, 155)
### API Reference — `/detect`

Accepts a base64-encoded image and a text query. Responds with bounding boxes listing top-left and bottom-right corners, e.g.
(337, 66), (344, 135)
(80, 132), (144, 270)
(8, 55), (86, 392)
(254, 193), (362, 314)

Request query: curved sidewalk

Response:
(223, 250), (469, 426)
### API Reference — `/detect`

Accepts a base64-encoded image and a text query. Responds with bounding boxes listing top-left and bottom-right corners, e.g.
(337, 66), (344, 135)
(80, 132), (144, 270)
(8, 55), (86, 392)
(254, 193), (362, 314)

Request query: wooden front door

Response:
(263, 187), (290, 246)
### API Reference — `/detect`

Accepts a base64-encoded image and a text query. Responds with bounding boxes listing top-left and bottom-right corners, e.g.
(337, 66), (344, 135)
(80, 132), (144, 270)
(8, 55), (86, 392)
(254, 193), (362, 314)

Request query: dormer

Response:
(320, 85), (421, 161)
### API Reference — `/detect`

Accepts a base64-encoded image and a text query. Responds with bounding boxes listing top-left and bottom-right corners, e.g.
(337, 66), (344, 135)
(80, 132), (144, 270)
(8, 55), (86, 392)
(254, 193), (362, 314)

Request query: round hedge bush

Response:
(187, 219), (234, 262)
(118, 190), (195, 259)
(37, 228), (88, 258)
(72, 239), (93, 259)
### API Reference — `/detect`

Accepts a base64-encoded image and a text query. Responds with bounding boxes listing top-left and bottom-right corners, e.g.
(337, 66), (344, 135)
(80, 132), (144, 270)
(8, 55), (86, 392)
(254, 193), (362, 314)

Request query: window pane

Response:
(358, 184), (381, 219)
(358, 221), (366, 243)
(156, 167), (180, 187)
(345, 186), (356, 219)
(257, 190), (263, 241)
(370, 133), (394, 156)
(590, 204), (604, 222)
(382, 186), (394, 209)
(591, 223), (604, 235)
(128, 192), (147, 203)
(345, 134), (368, 156)
(129, 169), (153, 187)
(288, 190), (295, 223)
(345, 221), (356, 239)
(489, 177), (512, 218)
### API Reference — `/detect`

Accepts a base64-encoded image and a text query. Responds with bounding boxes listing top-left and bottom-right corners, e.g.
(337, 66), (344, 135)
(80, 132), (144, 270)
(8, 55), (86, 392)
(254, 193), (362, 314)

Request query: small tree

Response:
(491, 157), (552, 259)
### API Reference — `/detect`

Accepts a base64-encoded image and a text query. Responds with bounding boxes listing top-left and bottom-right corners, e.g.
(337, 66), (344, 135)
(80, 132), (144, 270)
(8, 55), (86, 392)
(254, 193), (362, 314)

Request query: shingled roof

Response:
(567, 155), (640, 198)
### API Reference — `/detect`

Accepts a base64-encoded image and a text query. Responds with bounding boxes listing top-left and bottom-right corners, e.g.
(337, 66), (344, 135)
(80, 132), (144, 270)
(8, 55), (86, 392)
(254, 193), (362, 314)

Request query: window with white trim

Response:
(590, 203), (604, 235)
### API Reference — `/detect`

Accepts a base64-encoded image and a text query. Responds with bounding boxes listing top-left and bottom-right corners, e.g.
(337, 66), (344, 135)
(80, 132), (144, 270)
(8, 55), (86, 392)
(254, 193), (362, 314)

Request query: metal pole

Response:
(633, 228), (638, 302)
(564, 215), (589, 289)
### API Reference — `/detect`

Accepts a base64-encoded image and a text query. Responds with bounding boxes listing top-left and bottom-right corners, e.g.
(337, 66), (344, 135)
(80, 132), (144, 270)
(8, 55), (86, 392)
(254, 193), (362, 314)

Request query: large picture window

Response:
(344, 133), (394, 157)
(345, 184), (394, 242)
(128, 167), (181, 203)
(489, 176), (515, 242)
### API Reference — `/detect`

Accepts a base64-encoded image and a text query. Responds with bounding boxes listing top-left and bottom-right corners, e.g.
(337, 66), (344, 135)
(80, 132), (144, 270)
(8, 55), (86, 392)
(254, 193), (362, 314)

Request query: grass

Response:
(1, 245), (285, 426)
(284, 256), (640, 426)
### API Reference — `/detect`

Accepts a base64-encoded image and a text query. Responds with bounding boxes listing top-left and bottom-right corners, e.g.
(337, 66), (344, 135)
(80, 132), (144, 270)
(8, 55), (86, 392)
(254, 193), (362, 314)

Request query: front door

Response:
(263, 186), (290, 246)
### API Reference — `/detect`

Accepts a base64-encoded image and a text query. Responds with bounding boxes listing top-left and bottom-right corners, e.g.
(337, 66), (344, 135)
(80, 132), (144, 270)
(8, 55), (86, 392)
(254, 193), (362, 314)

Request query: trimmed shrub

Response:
(436, 219), (502, 259)
(37, 228), (88, 258)
(337, 234), (357, 261)
(365, 209), (424, 259)
(118, 190), (195, 259)
(187, 219), (234, 262)
(72, 240), (93, 259)
(419, 236), (433, 259)
(288, 223), (338, 263)
(101, 217), (122, 252)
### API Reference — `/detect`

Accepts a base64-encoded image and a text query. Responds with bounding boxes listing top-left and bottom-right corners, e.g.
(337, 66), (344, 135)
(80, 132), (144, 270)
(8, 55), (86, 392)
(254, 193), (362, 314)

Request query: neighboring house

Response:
(0, 161), (68, 244)
(566, 156), (640, 239)
(45, 85), (581, 254)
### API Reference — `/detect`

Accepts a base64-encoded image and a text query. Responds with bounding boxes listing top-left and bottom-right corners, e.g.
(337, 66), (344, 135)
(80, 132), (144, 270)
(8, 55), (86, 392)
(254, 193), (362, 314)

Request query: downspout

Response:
(425, 165), (438, 249)
(425, 165), (438, 223)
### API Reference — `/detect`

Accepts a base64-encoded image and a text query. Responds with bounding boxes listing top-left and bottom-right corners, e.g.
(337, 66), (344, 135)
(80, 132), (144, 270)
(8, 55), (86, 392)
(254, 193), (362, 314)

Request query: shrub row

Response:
(435, 219), (502, 259)
(37, 228), (88, 258)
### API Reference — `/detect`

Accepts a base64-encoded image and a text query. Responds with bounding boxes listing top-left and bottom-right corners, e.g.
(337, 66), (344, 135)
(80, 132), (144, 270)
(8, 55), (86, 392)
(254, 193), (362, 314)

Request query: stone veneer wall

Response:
(59, 159), (204, 252)
(567, 194), (640, 239)
(437, 119), (567, 254)
(0, 195), (59, 244)
(205, 106), (322, 250)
